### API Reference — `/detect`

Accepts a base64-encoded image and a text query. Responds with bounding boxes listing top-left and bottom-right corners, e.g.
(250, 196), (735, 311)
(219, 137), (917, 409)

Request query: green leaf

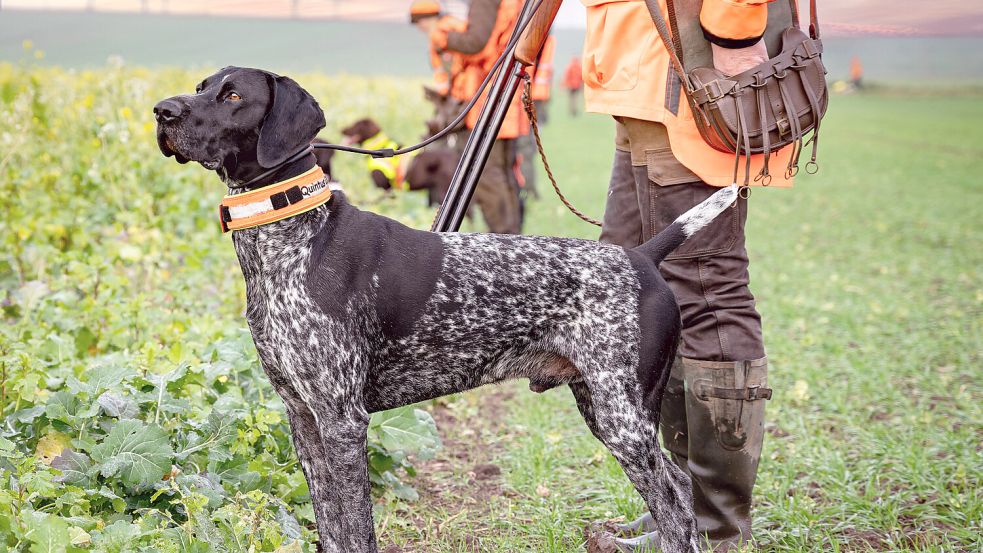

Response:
(96, 391), (138, 419)
(176, 411), (236, 462)
(44, 391), (81, 424)
(9, 405), (46, 424)
(74, 326), (97, 356)
(51, 449), (94, 486)
(275, 505), (302, 540)
(45, 392), (99, 429)
(0, 436), (16, 456)
(93, 486), (127, 513)
(369, 406), (441, 461)
(85, 360), (136, 394)
(210, 456), (261, 492)
(27, 513), (70, 553)
(90, 519), (141, 551)
(90, 420), (174, 488)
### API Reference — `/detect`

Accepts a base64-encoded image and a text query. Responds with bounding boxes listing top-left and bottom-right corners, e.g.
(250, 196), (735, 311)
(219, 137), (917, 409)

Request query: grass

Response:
(1, 59), (979, 551)
(377, 92), (983, 551)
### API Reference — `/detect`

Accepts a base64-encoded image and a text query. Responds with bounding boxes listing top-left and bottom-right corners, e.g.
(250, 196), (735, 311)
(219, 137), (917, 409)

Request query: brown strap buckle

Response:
(802, 39), (821, 59)
(696, 383), (773, 401)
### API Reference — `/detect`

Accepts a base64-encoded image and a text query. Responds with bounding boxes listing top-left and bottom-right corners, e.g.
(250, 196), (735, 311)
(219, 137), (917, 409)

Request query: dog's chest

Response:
(232, 228), (354, 396)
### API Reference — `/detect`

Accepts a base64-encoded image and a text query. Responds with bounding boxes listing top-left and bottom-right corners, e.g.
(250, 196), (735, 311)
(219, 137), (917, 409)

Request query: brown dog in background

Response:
(340, 118), (458, 208)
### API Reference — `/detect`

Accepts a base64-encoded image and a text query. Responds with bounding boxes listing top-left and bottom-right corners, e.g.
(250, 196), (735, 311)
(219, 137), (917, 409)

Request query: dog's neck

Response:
(222, 152), (319, 192)
(219, 156), (332, 236)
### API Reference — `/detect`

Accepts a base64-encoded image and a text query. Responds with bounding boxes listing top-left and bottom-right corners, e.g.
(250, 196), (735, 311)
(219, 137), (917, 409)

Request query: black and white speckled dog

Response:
(154, 67), (738, 553)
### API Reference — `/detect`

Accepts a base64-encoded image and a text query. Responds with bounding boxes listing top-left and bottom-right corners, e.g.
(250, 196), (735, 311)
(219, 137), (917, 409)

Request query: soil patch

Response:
(378, 385), (517, 551)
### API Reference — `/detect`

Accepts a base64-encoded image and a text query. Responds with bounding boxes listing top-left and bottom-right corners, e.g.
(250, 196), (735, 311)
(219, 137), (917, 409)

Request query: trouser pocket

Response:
(683, 357), (770, 451)
(643, 147), (741, 260)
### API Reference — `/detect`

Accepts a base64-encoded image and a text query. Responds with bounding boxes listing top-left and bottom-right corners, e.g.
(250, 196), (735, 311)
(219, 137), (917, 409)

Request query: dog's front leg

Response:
(275, 389), (342, 551)
(309, 403), (377, 553)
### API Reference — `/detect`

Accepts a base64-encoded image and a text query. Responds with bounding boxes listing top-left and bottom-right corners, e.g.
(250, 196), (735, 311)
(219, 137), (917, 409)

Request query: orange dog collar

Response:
(219, 166), (329, 233)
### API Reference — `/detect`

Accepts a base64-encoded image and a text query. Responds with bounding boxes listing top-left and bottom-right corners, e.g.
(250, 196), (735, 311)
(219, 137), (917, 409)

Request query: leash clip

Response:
(372, 148), (396, 159)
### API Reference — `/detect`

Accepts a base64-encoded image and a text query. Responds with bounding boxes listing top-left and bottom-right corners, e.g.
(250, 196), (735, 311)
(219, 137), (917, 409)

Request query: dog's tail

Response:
(633, 185), (738, 264)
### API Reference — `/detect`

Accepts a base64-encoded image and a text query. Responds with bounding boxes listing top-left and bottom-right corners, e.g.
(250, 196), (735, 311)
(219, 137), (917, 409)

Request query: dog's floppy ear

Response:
(257, 74), (326, 168)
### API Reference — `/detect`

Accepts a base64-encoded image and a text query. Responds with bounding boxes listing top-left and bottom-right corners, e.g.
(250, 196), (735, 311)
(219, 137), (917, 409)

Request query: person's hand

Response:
(429, 27), (450, 51)
(711, 40), (769, 77)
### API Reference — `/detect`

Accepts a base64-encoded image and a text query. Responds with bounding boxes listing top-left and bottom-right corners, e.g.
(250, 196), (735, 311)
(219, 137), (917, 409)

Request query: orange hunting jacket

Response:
(446, 0), (529, 140)
(582, 0), (794, 187)
(531, 35), (556, 101)
(429, 15), (469, 99)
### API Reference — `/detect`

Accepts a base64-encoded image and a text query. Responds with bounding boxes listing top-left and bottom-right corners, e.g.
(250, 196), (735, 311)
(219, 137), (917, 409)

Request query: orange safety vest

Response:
(430, 15), (469, 99)
(530, 35), (556, 101)
(458, 0), (529, 140)
(581, 0), (792, 187)
(563, 57), (583, 91)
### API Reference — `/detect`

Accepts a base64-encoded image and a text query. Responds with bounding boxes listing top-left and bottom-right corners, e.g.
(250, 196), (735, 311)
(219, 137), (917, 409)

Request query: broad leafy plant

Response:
(0, 58), (439, 552)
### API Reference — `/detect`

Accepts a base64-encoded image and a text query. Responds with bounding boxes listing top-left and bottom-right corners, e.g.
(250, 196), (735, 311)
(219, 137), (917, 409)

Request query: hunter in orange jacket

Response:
(411, 1), (469, 100)
(582, 0), (792, 187)
(431, 0), (529, 140)
(585, 1), (788, 550)
(420, 0), (526, 234)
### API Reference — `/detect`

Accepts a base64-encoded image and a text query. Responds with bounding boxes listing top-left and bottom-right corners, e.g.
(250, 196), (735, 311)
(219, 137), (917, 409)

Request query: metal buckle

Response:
(776, 117), (791, 137)
(705, 80), (723, 102)
(772, 61), (789, 79)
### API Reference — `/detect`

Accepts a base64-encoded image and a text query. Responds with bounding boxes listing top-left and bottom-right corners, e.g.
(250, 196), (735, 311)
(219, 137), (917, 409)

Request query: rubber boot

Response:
(587, 357), (770, 551)
(586, 530), (663, 553)
(681, 356), (770, 551)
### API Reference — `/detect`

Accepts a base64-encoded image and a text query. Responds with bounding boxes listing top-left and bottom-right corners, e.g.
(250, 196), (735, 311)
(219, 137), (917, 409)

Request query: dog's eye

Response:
(226, 92), (242, 102)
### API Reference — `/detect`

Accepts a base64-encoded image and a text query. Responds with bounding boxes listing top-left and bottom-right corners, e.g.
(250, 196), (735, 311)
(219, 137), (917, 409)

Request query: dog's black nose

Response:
(153, 99), (185, 123)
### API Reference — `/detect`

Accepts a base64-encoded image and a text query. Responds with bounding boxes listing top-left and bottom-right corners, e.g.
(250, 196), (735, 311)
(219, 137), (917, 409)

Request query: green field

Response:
(0, 60), (980, 552)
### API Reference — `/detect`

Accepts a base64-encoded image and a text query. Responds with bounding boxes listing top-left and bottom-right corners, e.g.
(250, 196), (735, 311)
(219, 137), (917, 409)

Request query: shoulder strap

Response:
(642, 0), (690, 89)
(787, 0), (821, 39)
(643, 0), (820, 87)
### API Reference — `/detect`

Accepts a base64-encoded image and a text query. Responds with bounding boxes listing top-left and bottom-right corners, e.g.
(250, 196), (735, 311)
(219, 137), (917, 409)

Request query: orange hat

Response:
(410, 0), (441, 22)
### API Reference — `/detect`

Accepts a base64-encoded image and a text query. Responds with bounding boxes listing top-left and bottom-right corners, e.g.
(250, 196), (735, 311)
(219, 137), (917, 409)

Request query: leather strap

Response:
(643, 0), (820, 87)
(643, 0), (690, 90)
(665, 0), (685, 67)
(696, 383), (773, 401)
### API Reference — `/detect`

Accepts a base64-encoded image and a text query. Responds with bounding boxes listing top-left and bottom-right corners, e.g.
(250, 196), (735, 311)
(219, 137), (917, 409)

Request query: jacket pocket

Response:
(583, 1), (646, 92)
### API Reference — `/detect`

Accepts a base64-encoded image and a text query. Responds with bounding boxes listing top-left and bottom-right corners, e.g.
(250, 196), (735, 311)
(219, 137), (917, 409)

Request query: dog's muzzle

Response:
(153, 98), (186, 124)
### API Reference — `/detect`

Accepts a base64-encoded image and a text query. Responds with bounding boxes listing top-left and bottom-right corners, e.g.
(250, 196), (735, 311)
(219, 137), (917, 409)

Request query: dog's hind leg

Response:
(573, 375), (698, 553)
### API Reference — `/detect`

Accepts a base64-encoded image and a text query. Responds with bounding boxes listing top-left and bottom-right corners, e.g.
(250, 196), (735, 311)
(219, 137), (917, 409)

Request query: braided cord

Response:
(520, 76), (602, 227)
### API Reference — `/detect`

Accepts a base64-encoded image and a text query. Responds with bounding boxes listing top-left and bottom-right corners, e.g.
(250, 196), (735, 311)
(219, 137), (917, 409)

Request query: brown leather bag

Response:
(644, 0), (828, 184)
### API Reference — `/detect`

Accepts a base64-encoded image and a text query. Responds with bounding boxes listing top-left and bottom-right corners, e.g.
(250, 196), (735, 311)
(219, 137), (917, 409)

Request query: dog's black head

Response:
(154, 66), (326, 184)
(340, 118), (382, 146)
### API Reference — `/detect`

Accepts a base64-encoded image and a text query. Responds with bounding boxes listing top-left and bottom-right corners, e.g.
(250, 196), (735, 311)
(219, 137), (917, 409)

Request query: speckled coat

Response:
(231, 184), (736, 553)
